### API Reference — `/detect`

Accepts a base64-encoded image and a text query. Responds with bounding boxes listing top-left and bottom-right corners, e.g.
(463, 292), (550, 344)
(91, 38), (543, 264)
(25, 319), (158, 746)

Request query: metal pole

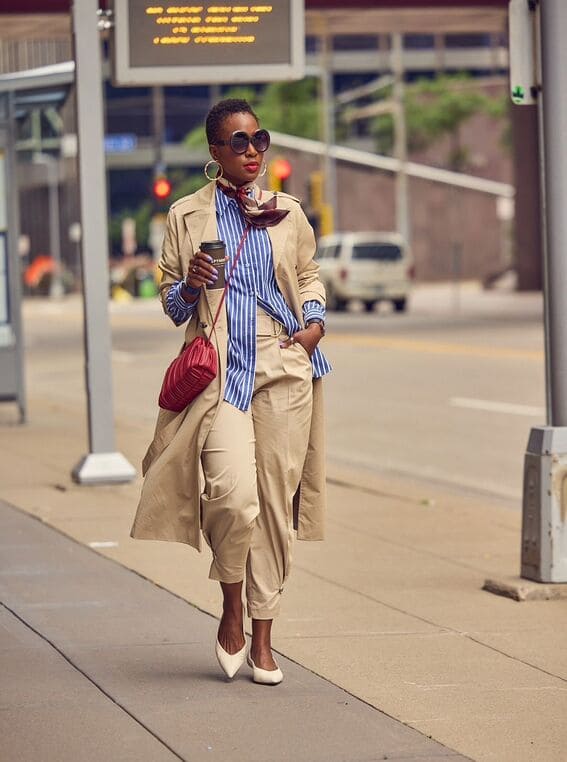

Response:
(320, 27), (337, 231)
(391, 33), (410, 250)
(71, 0), (135, 484)
(0, 92), (26, 423)
(32, 154), (64, 298)
(8, 93), (25, 422)
(520, 0), (567, 583)
(152, 85), (165, 173)
(46, 158), (63, 298)
(540, 0), (567, 427)
(533, 3), (551, 424)
(269, 129), (514, 197)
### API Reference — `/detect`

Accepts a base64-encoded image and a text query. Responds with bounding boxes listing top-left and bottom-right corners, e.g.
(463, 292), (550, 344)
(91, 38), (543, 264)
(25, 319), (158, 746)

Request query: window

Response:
(305, 36), (318, 54)
(317, 244), (341, 259)
(332, 35), (379, 52)
(404, 34), (434, 50)
(445, 33), (492, 49)
(352, 243), (402, 262)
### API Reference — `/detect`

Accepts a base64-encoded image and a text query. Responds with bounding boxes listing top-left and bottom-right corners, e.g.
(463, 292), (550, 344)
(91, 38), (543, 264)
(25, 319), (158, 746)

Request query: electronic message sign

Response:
(112, 1), (305, 85)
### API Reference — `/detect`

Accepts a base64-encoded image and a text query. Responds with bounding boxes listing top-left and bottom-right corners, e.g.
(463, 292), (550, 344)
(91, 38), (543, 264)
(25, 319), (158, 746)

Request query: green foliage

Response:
(370, 112), (395, 156)
(368, 73), (509, 170)
(170, 171), (207, 200)
(253, 79), (320, 140)
(405, 74), (488, 150)
(184, 126), (207, 150)
(183, 79), (320, 151)
(109, 202), (153, 254)
(184, 86), (259, 150)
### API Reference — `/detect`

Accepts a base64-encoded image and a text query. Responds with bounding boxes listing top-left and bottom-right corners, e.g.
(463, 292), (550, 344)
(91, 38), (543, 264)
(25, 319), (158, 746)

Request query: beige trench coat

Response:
(130, 181), (327, 552)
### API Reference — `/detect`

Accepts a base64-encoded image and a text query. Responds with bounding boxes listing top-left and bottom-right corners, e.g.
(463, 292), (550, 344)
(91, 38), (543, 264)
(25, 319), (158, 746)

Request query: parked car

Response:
(315, 232), (414, 312)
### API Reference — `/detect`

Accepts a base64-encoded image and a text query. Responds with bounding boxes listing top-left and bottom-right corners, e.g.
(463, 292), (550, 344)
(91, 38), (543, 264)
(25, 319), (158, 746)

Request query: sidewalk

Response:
(0, 293), (566, 761)
(1, 499), (461, 762)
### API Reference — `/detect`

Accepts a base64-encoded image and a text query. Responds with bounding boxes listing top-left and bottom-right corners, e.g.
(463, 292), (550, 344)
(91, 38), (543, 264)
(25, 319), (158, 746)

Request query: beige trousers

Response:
(200, 308), (313, 619)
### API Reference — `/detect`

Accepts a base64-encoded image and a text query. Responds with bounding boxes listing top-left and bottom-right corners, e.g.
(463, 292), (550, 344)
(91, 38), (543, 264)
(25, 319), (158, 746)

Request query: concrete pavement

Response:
(0, 291), (566, 761)
(1, 500), (460, 761)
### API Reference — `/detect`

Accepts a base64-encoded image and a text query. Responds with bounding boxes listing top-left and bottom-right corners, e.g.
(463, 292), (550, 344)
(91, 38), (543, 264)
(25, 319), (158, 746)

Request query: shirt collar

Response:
(215, 184), (234, 218)
(215, 183), (255, 218)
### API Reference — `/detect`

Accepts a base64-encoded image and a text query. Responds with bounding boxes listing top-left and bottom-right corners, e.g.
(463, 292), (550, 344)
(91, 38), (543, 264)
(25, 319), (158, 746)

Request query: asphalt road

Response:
(20, 283), (545, 504)
(324, 285), (545, 501)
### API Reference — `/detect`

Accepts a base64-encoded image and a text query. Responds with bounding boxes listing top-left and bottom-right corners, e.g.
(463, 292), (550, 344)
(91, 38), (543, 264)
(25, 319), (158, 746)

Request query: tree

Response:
(184, 78), (321, 151)
(367, 73), (508, 171)
(254, 78), (320, 140)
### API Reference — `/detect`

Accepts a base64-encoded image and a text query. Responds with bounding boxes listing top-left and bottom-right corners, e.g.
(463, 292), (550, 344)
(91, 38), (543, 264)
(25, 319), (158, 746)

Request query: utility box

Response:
(522, 427), (567, 582)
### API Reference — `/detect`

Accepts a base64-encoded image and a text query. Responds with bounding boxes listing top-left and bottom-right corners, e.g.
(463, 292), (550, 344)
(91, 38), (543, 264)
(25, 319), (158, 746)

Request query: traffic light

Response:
(268, 157), (292, 193)
(153, 176), (172, 200)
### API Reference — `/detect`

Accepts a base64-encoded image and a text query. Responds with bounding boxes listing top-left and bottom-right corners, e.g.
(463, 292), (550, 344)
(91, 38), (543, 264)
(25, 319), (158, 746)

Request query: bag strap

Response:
(206, 223), (251, 343)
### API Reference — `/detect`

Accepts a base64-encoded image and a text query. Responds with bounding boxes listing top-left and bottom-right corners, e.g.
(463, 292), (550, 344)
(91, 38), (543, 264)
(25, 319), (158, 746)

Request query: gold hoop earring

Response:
(204, 159), (223, 181)
(259, 161), (267, 178)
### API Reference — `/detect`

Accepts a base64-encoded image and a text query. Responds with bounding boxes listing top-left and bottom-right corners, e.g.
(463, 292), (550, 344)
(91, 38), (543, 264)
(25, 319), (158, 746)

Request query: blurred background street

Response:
(18, 283), (544, 502)
(2, 284), (565, 762)
(2, 0), (567, 760)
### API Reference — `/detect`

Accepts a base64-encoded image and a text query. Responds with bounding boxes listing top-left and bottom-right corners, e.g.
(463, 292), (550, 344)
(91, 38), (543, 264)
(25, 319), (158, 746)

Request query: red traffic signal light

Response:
(271, 158), (292, 181)
(153, 176), (171, 200)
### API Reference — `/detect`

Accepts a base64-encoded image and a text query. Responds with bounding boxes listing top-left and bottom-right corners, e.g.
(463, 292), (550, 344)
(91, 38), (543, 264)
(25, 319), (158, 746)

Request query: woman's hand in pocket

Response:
(280, 324), (323, 357)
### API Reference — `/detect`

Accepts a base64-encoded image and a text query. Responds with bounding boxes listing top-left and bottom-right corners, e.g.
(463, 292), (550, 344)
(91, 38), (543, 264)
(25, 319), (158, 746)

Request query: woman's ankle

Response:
(219, 580), (243, 619)
(250, 619), (273, 650)
(222, 602), (243, 618)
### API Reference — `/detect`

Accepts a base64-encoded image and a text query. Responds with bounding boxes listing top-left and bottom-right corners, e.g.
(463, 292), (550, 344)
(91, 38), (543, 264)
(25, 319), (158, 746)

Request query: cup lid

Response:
(200, 240), (225, 250)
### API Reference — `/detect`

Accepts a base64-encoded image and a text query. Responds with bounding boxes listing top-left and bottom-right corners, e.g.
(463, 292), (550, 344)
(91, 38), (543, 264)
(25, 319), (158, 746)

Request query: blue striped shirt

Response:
(166, 186), (331, 412)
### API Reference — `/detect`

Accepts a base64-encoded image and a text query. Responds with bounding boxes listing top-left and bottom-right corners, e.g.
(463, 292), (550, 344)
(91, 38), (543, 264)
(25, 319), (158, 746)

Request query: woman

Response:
(131, 98), (331, 685)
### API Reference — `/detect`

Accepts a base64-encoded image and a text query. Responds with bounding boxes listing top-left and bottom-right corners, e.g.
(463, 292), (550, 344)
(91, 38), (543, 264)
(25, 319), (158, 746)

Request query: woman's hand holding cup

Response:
(180, 251), (216, 304)
(185, 251), (221, 290)
(183, 241), (228, 301)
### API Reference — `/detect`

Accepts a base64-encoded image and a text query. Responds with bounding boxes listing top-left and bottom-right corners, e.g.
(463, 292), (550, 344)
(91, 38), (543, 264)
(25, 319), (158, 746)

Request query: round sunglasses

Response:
(215, 128), (271, 155)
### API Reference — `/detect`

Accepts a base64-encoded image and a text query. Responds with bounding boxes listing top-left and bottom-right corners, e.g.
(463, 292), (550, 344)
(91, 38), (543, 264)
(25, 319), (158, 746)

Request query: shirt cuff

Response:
(166, 281), (199, 326)
(302, 300), (326, 324)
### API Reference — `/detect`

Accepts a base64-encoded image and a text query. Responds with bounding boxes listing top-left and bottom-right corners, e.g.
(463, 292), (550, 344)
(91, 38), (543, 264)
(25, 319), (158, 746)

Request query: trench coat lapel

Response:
(182, 182), (217, 254)
(182, 183), (219, 326)
(266, 195), (291, 274)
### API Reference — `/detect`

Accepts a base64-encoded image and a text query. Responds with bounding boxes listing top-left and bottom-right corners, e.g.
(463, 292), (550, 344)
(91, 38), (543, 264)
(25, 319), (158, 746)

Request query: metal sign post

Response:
(71, 0), (135, 484)
(520, 0), (567, 582)
(0, 92), (25, 423)
(391, 32), (411, 255)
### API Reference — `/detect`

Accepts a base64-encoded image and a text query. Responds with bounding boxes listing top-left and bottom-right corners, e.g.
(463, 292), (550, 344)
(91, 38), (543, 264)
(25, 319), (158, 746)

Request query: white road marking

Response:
(88, 541), (119, 548)
(450, 397), (545, 417)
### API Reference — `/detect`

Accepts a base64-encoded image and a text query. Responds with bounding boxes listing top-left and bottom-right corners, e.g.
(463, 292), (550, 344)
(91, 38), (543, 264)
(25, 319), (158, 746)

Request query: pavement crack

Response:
(327, 465), (521, 507)
(324, 515), (509, 577)
(294, 567), (567, 685)
(327, 475), (421, 505)
(0, 600), (187, 761)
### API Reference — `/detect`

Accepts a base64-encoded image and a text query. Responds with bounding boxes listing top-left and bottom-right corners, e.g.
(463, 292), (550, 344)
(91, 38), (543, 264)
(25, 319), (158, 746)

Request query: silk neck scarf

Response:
(216, 177), (289, 228)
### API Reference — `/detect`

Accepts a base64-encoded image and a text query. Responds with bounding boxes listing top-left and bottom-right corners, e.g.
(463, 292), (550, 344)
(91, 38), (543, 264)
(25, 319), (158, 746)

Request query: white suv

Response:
(316, 232), (413, 312)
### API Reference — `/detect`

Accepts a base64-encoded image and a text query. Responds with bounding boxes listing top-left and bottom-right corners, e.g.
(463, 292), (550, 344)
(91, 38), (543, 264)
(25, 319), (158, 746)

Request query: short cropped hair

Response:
(205, 98), (259, 145)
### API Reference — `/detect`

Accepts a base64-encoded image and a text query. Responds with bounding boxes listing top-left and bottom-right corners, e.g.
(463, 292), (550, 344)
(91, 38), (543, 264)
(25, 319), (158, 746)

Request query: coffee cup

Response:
(200, 240), (227, 289)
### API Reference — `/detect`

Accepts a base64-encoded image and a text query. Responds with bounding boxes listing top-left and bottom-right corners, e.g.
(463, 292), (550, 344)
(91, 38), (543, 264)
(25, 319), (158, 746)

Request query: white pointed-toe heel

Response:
(215, 639), (247, 679)
(247, 654), (283, 685)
